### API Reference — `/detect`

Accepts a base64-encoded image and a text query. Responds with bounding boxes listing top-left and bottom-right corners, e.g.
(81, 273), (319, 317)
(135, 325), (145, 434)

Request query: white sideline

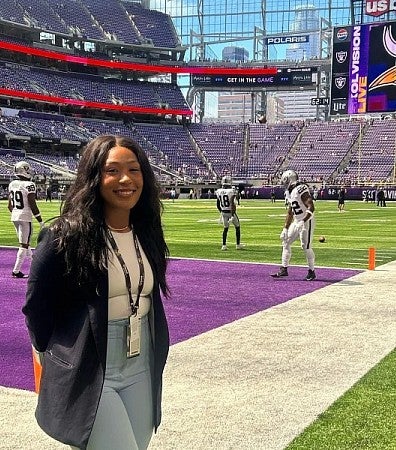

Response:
(1, 262), (395, 450)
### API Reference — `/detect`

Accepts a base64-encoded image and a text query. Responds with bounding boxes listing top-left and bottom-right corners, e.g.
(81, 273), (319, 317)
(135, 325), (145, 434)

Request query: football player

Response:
(216, 175), (244, 250)
(337, 185), (346, 212)
(271, 169), (316, 281)
(8, 161), (44, 278)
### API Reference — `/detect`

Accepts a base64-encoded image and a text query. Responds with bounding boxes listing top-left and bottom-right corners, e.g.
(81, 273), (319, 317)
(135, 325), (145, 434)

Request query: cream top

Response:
(107, 230), (153, 320)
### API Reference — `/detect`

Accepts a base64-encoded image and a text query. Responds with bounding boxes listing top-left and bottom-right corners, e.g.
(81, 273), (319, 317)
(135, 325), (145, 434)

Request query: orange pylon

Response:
(368, 247), (376, 270)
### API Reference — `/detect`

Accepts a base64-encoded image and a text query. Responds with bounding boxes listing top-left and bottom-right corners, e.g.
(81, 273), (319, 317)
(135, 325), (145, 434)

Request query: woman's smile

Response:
(101, 145), (143, 221)
(114, 188), (137, 197)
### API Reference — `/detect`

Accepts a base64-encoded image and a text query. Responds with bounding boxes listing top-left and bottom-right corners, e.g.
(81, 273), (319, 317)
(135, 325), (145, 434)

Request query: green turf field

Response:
(2, 198), (395, 269)
(286, 348), (396, 450)
(1, 198), (396, 449)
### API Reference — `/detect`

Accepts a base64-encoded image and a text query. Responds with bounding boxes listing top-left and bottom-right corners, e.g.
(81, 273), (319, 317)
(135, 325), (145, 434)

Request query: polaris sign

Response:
(265, 35), (309, 45)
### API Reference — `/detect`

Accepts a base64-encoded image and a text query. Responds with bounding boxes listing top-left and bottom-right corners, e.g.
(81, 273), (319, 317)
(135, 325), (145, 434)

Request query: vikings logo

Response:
(336, 51), (347, 64)
(370, 25), (396, 91)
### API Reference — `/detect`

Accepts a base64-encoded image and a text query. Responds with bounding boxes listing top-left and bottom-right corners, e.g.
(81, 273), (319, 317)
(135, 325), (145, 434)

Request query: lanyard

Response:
(107, 228), (145, 316)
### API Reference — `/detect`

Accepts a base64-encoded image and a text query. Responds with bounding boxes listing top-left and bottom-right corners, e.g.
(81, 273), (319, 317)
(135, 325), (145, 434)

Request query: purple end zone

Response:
(165, 258), (361, 344)
(0, 248), (361, 391)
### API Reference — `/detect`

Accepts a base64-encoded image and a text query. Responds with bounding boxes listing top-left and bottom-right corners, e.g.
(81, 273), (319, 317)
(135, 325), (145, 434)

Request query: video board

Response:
(191, 67), (316, 88)
(331, 20), (396, 115)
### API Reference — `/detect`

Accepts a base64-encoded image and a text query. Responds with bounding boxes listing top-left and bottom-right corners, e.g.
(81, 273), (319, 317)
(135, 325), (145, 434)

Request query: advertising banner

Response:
(331, 20), (396, 115)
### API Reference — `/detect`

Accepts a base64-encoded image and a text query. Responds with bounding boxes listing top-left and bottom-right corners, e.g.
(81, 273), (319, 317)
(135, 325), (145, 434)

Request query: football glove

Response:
(39, 221), (44, 229)
(280, 227), (288, 243)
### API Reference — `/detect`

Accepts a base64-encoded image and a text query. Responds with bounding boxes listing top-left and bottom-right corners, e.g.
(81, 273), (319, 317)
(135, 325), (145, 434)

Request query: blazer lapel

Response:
(87, 272), (108, 369)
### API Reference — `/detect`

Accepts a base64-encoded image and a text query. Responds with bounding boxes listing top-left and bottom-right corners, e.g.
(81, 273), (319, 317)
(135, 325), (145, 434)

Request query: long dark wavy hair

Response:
(51, 135), (169, 296)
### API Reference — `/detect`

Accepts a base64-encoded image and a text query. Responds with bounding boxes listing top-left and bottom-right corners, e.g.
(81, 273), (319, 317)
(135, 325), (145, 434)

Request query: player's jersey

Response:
(8, 178), (37, 222)
(216, 187), (235, 213)
(286, 183), (311, 222)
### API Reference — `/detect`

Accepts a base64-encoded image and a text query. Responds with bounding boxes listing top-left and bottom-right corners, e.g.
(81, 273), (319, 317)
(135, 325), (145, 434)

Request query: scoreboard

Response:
(331, 20), (396, 115)
(191, 67), (317, 88)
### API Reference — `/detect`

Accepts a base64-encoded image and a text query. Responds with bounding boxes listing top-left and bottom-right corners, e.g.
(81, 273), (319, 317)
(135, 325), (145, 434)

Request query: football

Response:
(319, 236), (326, 243)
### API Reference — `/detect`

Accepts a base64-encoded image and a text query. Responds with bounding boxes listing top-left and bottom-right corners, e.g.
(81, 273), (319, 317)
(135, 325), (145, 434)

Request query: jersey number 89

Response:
(9, 190), (25, 210)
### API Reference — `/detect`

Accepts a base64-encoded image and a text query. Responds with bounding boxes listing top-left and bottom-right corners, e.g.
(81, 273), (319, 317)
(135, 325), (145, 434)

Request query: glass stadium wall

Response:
(146, 0), (354, 62)
(144, 1), (396, 123)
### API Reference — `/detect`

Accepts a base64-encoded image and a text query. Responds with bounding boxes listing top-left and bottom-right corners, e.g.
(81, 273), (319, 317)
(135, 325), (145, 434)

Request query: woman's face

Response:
(100, 145), (143, 217)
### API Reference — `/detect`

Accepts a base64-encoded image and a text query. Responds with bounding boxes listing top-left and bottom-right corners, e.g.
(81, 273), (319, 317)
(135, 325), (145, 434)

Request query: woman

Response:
(22, 135), (170, 450)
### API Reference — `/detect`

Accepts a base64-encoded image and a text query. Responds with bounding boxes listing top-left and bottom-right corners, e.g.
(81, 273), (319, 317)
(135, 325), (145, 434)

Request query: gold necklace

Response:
(107, 224), (130, 232)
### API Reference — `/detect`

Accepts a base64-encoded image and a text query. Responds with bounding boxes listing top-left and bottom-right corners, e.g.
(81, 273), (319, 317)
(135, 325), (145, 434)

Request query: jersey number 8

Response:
(219, 194), (231, 208)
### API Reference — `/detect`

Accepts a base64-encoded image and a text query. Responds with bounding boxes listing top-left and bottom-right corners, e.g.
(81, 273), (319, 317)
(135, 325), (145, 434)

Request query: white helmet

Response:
(280, 169), (298, 190)
(14, 161), (32, 180)
(221, 175), (232, 187)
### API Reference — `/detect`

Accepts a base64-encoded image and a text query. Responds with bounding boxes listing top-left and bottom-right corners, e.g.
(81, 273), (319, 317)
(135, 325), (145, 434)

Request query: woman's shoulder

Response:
(37, 225), (54, 244)
(29, 227), (66, 276)
(36, 224), (63, 257)
(39, 217), (70, 241)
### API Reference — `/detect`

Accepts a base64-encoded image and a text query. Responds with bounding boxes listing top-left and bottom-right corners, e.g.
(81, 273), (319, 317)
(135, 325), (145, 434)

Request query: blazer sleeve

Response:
(22, 227), (66, 352)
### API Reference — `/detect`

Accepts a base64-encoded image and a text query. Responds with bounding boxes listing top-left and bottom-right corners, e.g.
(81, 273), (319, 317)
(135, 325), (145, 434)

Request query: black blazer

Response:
(22, 228), (169, 449)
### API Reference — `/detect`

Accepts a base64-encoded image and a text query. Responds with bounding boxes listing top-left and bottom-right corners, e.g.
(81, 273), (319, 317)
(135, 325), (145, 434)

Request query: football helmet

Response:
(221, 175), (232, 187)
(14, 161), (32, 180)
(280, 169), (298, 190)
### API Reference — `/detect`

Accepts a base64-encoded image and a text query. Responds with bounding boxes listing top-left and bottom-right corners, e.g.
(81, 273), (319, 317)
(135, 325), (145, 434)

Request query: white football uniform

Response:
(8, 179), (37, 222)
(282, 183), (315, 270)
(286, 183), (312, 223)
(216, 187), (240, 227)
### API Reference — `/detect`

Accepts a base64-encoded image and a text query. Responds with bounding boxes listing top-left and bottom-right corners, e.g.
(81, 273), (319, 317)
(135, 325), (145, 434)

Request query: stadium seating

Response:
(247, 123), (302, 181)
(0, 60), (190, 112)
(0, 1), (25, 25)
(133, 123), (211, 182)
(0, 0), (179, 48)
(188, 123), (246, 178)
(281, 121), (362, 183)
(335, 119), (396, 185)
(124, 3), (180, 48)
(1, 116), (395, 185)
(16, 0), (69, 34)
(0, 1), (395, 187)
(82, 0), (141, 45)
(52, 0), (104, 40)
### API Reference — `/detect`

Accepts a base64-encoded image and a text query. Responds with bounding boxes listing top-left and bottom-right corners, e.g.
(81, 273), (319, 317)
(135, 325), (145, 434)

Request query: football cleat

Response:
(236, 244), (245, 250)
(305, 269), (316, 281)
(12, 271), (26, 278)
(221, 245), (228, 251)
(271, 267), (288, 278)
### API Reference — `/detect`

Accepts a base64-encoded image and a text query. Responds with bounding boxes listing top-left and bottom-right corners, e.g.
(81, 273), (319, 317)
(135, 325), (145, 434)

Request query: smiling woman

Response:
(22, 135), (170, 450)
(101, 144), (144, 231)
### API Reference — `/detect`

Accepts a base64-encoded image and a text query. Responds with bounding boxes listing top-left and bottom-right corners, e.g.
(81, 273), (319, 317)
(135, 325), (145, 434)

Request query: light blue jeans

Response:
(72, 315), (154, 450)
